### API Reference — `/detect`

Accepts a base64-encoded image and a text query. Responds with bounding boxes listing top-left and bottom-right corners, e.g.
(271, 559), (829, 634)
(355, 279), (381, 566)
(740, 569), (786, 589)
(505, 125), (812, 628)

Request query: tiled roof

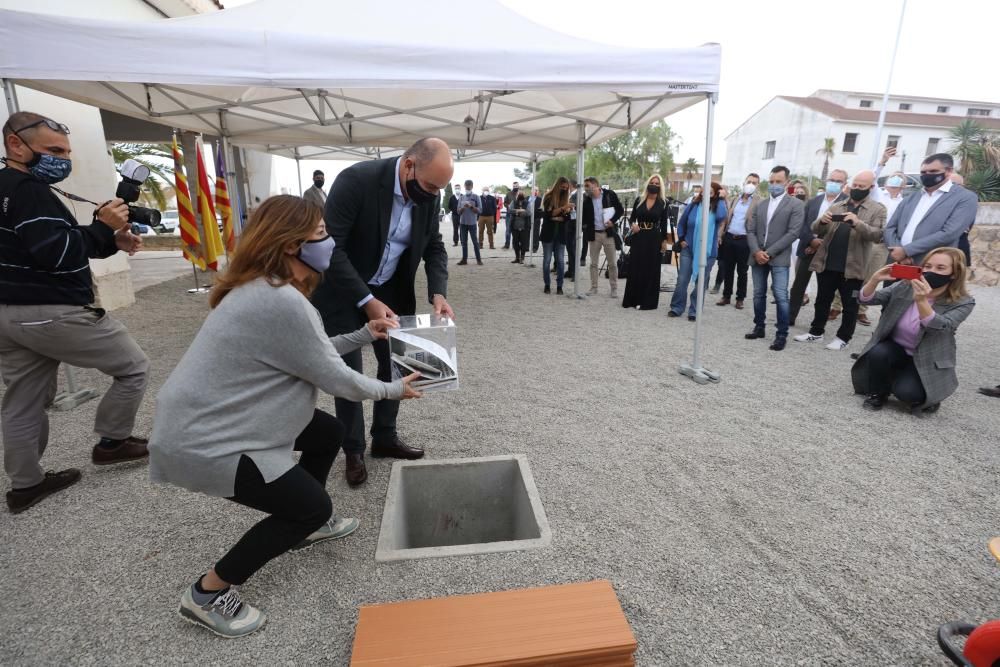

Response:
(779, 96), (1000, 131)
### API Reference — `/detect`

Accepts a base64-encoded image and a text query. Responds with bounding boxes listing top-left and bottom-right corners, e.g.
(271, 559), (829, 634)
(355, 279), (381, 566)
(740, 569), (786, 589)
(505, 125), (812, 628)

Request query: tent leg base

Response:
(678, 364), (721, 385)
(51, 389), (101, 412)
(187, 287), (211, 294)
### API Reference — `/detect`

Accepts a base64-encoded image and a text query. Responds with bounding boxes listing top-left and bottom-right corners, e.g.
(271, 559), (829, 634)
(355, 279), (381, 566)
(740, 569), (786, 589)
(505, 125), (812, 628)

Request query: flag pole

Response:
(870, 0), (907, 165)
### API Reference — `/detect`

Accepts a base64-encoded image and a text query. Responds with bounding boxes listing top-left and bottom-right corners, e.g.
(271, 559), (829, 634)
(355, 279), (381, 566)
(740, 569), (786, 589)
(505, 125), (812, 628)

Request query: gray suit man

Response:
(745, 166), (805, 350)
(303, 169), (327, 209)
(883, 153), (977, 266)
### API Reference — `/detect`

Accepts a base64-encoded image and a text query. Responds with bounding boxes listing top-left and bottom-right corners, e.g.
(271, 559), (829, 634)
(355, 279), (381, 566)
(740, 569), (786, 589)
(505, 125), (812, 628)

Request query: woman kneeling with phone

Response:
(148, 195), (421, 638)
(851, 247), (974, 414)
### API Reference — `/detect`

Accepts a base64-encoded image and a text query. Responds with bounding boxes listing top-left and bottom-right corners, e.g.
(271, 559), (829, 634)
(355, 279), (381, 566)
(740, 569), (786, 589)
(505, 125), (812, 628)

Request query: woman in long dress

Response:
(622, 174), (670, 310)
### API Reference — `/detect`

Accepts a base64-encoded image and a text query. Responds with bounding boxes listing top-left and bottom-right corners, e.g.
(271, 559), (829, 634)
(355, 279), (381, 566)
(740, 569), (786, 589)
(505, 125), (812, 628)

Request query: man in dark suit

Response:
(447, 183), (461, 247)
(788, 169), (848, 326)
(745, 165), (805, 351)
(312, 138), (455, 486)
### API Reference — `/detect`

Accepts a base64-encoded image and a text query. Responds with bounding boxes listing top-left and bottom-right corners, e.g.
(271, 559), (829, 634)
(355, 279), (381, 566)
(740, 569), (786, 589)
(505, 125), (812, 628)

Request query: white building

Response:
(723, 89), (1000, 185)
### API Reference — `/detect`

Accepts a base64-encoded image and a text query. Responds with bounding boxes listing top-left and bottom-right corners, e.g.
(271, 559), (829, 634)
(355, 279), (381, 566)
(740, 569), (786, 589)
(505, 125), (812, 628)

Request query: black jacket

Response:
(799, 192), (846, 257)
(447, 193), (459, 216)
(0, 167), (117, 305)
(312, 158), (448, 328)
(480, 194), (498, 217)
(582, 187), (625, 243)
(539, 196), (570, 244)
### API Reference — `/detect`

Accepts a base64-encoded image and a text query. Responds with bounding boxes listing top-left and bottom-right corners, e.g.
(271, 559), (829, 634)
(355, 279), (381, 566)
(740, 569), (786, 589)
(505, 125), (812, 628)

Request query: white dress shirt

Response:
(873, 188), (905, 222)
(900, 180), (952, 246)
(818, 194), (837, 219)
(764, 193), (785, 245)
(357, 158), (414, 308)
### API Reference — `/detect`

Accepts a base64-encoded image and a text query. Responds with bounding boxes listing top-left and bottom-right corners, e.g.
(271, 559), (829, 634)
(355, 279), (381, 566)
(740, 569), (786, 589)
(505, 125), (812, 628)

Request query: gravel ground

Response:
(2, 241), (999, 666)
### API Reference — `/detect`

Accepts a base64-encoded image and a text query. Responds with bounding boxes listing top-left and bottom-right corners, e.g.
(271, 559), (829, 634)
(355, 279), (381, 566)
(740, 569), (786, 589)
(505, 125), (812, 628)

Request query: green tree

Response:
(949, 119), (983, 176)
(682, 158), (699, 191)
(816, 137), (835, 181)
(110, 143), (174, 210)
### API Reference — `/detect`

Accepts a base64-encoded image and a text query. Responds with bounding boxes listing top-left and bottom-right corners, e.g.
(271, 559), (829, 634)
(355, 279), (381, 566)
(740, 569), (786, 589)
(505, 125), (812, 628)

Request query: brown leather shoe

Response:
(827, 309), (841, 321)
(734, 300), (744, 310)
(857, 313), (871, 326)
(371, 436), (424, 460)
(716, 297), (731, 306)
(91, 436), (149, 466)
(344, 453), (368, 487)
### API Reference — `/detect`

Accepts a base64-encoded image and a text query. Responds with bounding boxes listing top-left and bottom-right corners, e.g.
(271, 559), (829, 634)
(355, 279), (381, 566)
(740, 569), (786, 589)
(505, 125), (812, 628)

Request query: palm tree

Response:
(683, 157), (699, 191)
(949, 119), (984, 176)
(110, 143), (174, 210)
(816, 138), (835, 181)
(963, 169), (1000, 202)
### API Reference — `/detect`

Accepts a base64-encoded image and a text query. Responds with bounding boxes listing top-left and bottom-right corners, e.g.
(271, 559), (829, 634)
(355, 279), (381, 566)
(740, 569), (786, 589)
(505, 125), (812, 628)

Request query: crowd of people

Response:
(0, 108), (995, 640)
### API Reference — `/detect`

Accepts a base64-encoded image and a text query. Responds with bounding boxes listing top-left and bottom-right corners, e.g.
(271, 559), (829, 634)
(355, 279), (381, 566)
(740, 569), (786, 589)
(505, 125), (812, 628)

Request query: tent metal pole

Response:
(294, 149), (303, 195)
(679, 93), (720, 386)
(527, 153), (537, 268)
(571, 122), (585, 299)
(2, 78), (20, 113)
(218, 110), (244, 236)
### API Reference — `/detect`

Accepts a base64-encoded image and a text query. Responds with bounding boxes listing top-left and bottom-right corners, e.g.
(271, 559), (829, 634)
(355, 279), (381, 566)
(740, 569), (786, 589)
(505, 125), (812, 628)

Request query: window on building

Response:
(842, 133), (858, 153)
(937, 105), (949, 113)
(926, 138), (940, 155)
(763, 141), (775, 159)
(886, 135), (901, 149)
(898, 103), (911, 111)
(859, 100), (873, 108)
(968, 108), (992, 117)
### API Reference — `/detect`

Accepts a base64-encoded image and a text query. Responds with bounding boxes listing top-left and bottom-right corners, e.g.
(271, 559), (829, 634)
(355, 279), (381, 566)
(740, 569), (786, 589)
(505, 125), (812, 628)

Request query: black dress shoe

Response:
(457, 260), (468, 265)
(769, 336), (787, 351)
(912, 402), (941, 416)
(687, 315), (696, 322)
(543, 286), (551, 294)
(667, 311), (680, 318)
(745, 328), (765, 339)
(371, 437), (424, 460)
(344, 453), (367, 487)
(979, 385), (1000, 398)
(850, 352), (861, 360)
(6, 468), (81, 514)
(862, 394), (888, 411)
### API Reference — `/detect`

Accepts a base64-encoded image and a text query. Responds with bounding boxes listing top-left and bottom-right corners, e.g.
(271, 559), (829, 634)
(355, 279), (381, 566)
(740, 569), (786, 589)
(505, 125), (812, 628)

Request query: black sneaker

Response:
(556, 288), (564, 295)
(769, 336), (787, 351)
(6, 468), (82, 514)
(543, 286), (551, 294)
(744, 328), (765, 339)
(863, 394), (888, 411)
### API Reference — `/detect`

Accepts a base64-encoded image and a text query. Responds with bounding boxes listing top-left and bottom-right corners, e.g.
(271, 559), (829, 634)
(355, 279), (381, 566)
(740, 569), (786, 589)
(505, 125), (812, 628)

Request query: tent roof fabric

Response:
(0, 0), (720, 161)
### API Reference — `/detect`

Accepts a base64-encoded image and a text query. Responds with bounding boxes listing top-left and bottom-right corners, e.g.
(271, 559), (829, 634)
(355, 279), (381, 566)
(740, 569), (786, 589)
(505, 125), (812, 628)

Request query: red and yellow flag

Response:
(195, 140), (225, 272)
(171, 135), (205, 270)
(214, 145), (236, 253)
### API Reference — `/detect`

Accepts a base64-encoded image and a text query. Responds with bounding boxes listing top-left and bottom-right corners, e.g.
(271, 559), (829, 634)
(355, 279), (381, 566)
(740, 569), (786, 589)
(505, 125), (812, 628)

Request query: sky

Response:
(224, 0), (1000, 192)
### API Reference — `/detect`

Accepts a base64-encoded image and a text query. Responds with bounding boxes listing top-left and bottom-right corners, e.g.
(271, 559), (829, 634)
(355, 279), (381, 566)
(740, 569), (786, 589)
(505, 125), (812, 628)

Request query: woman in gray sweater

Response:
(149, 196), (420, 638)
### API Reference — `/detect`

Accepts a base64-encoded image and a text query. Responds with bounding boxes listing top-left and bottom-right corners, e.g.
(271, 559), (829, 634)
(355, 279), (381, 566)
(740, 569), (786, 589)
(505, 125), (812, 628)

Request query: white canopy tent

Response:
(0, 0), (722, 383)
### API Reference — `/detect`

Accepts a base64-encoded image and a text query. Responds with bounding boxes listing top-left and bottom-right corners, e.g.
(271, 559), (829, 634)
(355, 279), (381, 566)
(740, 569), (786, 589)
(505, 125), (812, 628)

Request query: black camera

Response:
(116, 159), (162, 228)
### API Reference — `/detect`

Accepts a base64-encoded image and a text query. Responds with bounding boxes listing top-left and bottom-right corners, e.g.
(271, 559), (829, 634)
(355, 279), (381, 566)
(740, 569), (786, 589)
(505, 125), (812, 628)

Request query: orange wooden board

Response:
(350, 580), (637, 667)
(989, 537), (1000, 563)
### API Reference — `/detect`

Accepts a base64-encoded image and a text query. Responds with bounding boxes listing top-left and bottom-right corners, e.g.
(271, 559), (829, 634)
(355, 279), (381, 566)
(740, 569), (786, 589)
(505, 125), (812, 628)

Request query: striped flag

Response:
(171, 134), (205, 270)
(214, 145), (236, 253)
(195, 140), (225, 272)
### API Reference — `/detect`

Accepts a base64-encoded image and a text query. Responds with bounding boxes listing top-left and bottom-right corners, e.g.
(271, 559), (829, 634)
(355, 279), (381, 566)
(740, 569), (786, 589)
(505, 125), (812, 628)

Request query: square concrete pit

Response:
(375, 454), (552, 562)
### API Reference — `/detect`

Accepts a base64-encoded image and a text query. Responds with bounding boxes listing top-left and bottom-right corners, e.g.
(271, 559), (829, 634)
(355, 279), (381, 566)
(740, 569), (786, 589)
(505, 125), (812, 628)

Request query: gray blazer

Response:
(883, 184), (977, 264)
(746, 195), (805, 267)
(851, 281), (975, 407)
(303, 184), (327, 209)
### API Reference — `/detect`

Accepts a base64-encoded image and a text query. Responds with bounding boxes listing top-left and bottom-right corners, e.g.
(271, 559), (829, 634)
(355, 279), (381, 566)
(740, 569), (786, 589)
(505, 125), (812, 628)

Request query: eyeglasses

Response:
(3, 118), (71, 136)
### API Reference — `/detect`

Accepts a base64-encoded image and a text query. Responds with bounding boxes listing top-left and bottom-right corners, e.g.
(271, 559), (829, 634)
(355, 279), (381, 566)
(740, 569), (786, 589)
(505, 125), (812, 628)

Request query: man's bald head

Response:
(853, 170), (876, 189)
(399, 137), (454, 201)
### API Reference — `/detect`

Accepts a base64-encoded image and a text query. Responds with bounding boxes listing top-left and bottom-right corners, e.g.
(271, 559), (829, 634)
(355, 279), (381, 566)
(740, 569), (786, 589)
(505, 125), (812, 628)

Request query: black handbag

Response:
(616, 251), (630, 279)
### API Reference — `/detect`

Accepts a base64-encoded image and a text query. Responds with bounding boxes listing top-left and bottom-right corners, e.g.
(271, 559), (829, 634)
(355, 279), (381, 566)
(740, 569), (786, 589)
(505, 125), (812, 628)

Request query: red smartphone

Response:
(890, 263), (922, 280)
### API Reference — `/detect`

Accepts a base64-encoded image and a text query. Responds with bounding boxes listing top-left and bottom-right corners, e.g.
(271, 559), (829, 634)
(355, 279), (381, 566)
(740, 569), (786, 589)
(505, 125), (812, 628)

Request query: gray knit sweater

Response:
(148, 278), (404, 497)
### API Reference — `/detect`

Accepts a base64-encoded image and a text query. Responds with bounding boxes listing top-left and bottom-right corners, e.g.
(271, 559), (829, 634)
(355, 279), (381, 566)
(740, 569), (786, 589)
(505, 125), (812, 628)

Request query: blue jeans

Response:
(460, 224), (480, 261)
(542, 241), (565, 288)
(670, 246), (716, 316)
(751, 263), (790, 337)
(505, 215), (513, 247)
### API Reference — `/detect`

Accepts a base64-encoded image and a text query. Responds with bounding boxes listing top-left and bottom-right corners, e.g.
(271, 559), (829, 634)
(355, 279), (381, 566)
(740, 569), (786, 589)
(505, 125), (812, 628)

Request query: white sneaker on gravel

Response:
(793, 333), (823, 343)
(609, 289), (618, 298)
(291, 517), (359, 552)
(178, 586), (265, 638)
(587, 287), (599, 296)
(825, 337), (849, 351)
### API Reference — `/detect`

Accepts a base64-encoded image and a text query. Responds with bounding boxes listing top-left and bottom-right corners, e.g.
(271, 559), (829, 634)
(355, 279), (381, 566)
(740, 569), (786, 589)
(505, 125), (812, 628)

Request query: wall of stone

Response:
(970, 203), (1000, 286)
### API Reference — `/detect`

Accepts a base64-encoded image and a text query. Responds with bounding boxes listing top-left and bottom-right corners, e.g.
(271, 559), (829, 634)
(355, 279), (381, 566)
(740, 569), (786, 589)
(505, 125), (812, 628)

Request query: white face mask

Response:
(743, 183), (757, 195)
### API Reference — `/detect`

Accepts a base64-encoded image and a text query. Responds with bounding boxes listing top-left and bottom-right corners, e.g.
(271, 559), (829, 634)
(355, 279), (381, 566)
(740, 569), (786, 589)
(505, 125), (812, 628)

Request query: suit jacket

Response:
(852, 281), (975, 407)
(718, 192), (760, 241)
(799, 193), (847, 256)
(303, 184), (327, 209)
(883, 184), (978, 264)
(311, 158), (448, 332)
(746, 195), (805, 267)
(581, 187), (624, 243)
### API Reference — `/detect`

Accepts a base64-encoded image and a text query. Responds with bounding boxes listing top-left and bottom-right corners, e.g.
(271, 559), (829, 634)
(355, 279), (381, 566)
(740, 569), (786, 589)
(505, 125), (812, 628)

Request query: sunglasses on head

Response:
(4, 118), (71, 136)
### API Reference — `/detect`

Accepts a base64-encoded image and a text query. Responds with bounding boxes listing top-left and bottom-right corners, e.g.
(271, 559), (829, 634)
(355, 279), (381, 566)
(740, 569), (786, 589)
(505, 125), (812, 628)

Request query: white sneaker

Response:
(793, 333), (824, 343)
(587, 287), (599, 296)
(292, 517), (359, 552)
(825, 337), (849, 351)
(609, 289), (618, 298)
(178, 586), (266, 638)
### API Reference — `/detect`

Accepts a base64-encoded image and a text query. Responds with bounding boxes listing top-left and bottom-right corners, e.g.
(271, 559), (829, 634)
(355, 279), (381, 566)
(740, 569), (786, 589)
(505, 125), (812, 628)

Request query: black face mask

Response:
(923, 271), (952, 289)
(920, 172), (947, 189)
(795, 193), (807, 201)
(405, 163), (437, 206)
(313, 178), (325, 188)
(849, 187), (870, 202)
(647, 184), (661, 195)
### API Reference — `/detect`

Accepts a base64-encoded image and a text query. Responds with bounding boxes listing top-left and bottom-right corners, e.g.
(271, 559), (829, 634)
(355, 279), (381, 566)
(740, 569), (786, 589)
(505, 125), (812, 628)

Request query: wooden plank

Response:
(350, 580), (637, 667)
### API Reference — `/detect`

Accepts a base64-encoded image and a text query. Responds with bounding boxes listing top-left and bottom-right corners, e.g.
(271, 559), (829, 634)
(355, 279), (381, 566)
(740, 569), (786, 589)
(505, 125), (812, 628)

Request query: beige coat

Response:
(808, 196), (886, 280)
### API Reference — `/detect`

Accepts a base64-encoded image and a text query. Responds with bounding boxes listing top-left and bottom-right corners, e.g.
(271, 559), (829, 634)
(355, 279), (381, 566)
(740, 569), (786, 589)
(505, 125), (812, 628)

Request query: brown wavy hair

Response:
(921, 247), (969, 303)
(543, 176), (572, 211)
(209, 195), (324, 308)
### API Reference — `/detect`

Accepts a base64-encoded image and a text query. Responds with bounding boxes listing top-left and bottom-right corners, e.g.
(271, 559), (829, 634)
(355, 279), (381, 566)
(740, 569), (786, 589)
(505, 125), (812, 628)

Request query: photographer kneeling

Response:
(851, 247), (974, 414)
(0, 112), (149, 515)
(148, 195), (422, 638)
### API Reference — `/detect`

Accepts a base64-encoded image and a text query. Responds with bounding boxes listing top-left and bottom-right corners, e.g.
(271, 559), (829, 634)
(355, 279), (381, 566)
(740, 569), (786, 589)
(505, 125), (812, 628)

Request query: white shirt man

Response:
(900, 179), (952, 246)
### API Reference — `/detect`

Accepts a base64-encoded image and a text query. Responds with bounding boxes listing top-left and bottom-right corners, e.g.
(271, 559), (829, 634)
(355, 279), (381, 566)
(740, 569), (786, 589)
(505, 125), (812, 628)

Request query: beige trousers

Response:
(589, 234), (618, 291)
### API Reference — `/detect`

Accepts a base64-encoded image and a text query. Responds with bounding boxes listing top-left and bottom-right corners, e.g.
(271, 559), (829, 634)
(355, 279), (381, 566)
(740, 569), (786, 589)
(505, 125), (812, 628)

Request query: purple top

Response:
(859, 290), (935, 356)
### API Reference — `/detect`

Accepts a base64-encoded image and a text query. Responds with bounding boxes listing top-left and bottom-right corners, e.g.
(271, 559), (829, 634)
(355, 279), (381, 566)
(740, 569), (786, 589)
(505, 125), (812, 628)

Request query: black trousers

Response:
(810, 271), (862, 342)
(863, 339), (927, 404)
(788, 254), (814, 325)
(214, 409), (343, 585)
(512, 227), (529, 260)
(958, 231), (971, 266)
(718, 234), (750, 299)
(451, 214), (460, 245)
